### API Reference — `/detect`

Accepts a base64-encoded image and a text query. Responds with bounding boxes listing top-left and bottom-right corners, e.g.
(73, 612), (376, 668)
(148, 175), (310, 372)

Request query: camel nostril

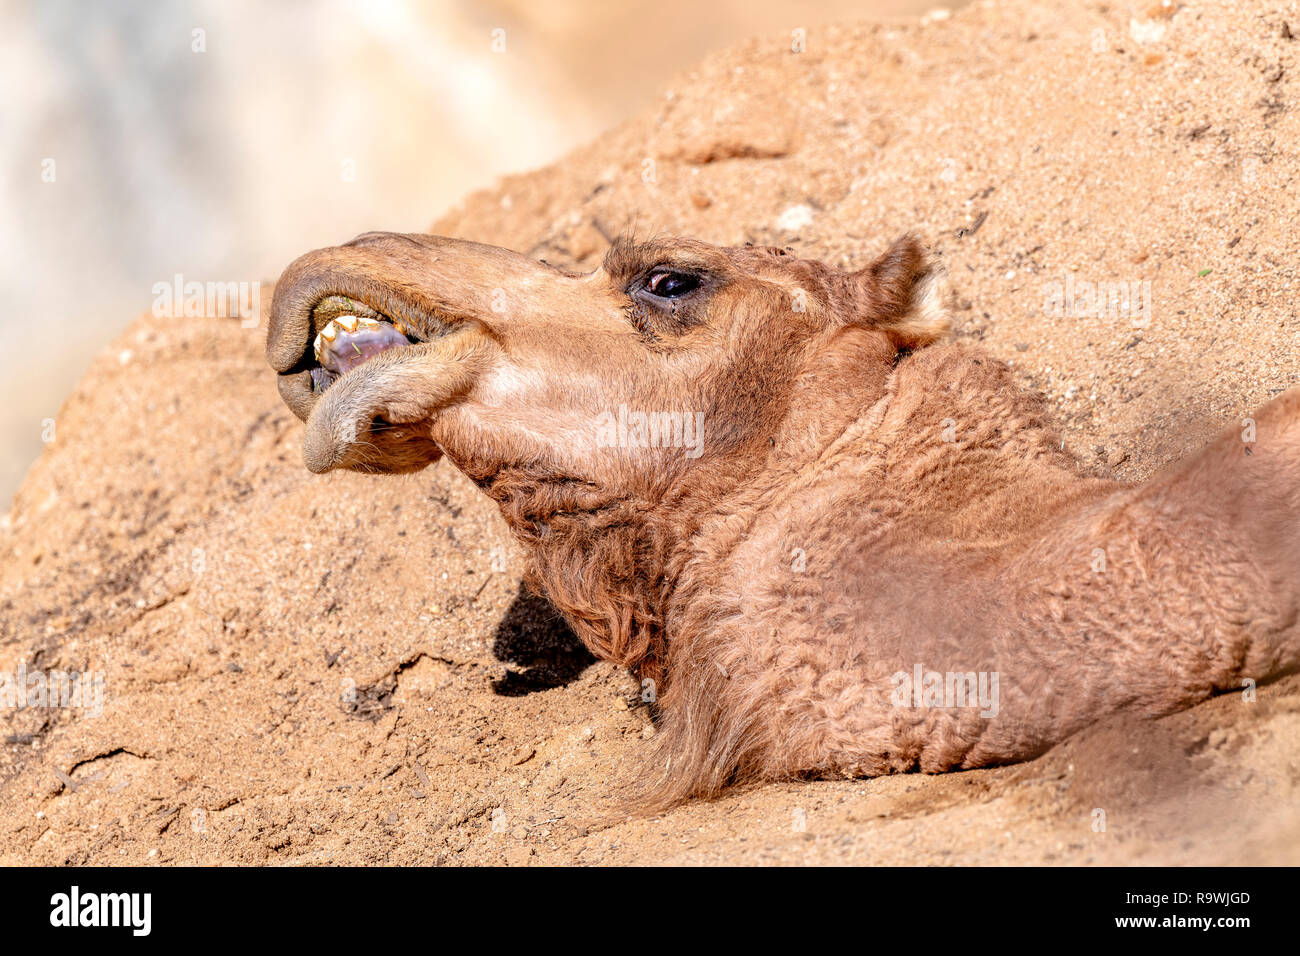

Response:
(342, 231), (425, 250)
(342, 231), (393, 248)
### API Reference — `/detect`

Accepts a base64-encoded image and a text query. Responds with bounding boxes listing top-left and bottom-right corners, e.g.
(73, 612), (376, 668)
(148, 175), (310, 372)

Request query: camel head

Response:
(267, 231), (951, 498)
(268, 231), (952, 677)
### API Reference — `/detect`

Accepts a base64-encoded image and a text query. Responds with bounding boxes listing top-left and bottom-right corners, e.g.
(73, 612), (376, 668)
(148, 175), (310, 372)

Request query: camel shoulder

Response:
(883, 343), (1062, 457)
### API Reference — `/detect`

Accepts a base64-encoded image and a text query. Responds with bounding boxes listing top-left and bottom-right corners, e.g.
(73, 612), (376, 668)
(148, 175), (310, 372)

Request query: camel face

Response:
(267, 232), (947, 488)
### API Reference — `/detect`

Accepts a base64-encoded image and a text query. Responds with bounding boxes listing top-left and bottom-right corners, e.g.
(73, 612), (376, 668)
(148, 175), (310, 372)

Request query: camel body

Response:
(649, 346), (1300, 800)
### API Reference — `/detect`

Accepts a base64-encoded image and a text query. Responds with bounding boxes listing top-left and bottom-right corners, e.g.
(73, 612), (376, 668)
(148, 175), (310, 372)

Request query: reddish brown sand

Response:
(3, 0), (1299, 864)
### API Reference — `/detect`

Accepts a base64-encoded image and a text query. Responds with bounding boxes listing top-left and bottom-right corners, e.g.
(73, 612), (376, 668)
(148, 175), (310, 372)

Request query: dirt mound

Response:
(3, 0), (1299, 864)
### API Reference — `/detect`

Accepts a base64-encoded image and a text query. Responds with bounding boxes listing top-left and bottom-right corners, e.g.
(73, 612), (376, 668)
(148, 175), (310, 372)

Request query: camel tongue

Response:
(313, 315), (412, 378)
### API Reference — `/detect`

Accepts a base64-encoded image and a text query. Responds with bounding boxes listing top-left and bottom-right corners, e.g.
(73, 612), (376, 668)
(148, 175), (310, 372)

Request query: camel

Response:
(266, 231), (1300, 805)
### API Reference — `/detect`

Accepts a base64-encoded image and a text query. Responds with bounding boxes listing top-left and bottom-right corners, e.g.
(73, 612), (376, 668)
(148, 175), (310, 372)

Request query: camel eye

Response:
(645, 271), (700, 299)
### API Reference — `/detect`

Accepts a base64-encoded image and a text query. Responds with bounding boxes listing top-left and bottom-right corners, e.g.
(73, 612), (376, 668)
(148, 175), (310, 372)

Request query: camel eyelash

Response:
(624, 301), (656, 338)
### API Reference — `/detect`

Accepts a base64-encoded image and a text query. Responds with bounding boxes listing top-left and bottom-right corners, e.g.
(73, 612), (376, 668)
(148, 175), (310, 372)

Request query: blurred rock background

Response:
(1, 0), (952, 503)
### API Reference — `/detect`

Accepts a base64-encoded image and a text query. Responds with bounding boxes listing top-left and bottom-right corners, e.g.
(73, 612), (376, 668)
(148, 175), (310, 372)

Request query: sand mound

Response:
(3, 0), (1298, 864)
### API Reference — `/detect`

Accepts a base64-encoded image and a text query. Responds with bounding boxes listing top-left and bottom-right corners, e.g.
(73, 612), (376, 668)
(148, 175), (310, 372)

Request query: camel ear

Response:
(849, 236), (952, 349)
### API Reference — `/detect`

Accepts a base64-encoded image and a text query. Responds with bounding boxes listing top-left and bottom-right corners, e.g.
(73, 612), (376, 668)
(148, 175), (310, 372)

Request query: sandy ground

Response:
(3, 0), (1300, 865)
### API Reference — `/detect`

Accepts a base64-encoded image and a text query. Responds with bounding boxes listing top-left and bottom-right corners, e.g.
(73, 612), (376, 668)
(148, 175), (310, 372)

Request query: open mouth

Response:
(268, 233), (510, 471)
(307, 295), (423, 394)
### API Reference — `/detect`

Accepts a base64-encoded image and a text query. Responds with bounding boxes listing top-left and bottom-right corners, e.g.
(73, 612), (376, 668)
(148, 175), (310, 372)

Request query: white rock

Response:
(776, 204), (815, 232)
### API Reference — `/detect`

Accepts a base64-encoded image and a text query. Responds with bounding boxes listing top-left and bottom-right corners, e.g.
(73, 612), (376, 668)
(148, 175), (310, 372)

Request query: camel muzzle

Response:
(267, 231), (554, 427)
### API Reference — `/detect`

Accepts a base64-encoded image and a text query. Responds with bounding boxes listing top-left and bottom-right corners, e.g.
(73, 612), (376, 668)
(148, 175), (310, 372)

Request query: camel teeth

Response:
(336, 315), (358, 332)
(358, 316), (379, 329)
(313, 332), (323, 360)
(321, 321), (338, 342)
